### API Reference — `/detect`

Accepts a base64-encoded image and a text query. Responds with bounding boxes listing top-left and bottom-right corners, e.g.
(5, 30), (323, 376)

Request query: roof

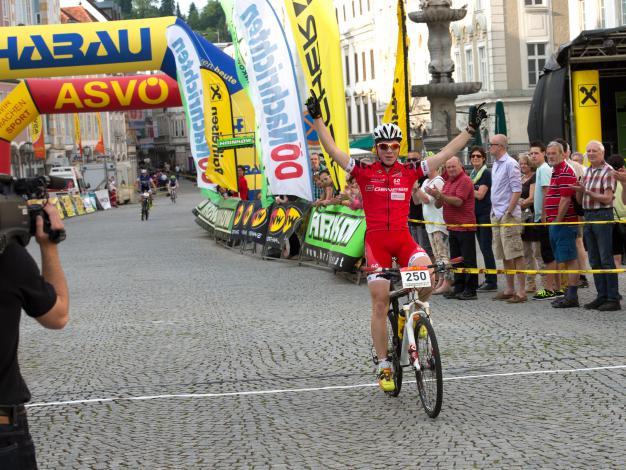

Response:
(61, 6), (98, 23)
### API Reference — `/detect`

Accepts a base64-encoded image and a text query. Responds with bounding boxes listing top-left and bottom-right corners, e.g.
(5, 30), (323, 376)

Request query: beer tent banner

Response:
(284, 0), (349, 190)
(382, 0), (410, 156)
(302, 205), (366, 272)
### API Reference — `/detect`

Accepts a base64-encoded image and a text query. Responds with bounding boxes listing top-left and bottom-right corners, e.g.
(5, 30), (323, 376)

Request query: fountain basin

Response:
(408, 9), (467, 23)
(412, 82), (482, 98)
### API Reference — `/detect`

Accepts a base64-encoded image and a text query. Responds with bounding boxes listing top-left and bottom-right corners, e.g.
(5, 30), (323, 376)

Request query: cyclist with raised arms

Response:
(306, 92), (486, 392)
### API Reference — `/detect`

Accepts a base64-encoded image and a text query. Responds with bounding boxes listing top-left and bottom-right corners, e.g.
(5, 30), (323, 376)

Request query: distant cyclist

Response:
(168, 174), (179, 202)
(307, 92), (486, 392)
(136, 169), (156, 205)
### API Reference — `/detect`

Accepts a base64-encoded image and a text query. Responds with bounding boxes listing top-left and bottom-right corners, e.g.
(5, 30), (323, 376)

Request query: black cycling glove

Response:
(466, 102), (487, 135)
(305, 90), (322, 119)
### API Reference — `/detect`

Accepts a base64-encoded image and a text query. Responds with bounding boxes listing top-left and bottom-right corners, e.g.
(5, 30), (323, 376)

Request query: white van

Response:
(49, 166), (86, 193)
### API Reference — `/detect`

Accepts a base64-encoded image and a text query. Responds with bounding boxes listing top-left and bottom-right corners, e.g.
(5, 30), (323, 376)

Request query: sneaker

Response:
(584, 298), (605, 310)
(477, 283), (498, 292)
(377, 365), (395, 392)
(554, 289), (565, 297)
(552, 297), (579, 308)
(579, 276), (589, 288)
(597, 301), (621, 312)
(532, 289), (556, 301)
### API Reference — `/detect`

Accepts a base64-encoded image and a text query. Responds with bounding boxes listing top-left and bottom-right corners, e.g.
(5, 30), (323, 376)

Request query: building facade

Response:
(569, 0), (626, 35)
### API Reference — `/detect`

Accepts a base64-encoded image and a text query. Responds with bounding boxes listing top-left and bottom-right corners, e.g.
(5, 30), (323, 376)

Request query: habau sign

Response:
(27, 74), (181, 114)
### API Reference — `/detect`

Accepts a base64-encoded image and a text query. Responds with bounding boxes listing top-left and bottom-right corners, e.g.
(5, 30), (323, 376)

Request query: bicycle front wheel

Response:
(414, 316), (443, 418)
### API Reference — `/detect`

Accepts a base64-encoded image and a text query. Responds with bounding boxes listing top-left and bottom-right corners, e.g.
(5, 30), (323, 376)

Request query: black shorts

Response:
(536, 223), (555, 264)
(612, 222), (626, 256)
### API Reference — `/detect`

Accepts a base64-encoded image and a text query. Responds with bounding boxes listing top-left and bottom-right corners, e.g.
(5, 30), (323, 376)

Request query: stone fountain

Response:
(409, 0), (481, 151)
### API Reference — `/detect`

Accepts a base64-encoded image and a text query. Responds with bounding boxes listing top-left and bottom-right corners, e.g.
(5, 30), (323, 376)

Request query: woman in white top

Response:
(413, 167), (452, 294)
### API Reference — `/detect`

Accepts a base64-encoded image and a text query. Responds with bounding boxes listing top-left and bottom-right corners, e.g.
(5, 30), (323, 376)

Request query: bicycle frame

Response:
(391, 289), (431, 372)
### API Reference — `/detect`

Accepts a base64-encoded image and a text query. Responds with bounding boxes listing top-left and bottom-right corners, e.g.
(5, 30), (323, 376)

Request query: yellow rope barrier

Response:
(408, 218), (625, 228)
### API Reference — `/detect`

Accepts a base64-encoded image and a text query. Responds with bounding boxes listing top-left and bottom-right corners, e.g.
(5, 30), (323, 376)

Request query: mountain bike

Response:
(140, 191), (151, 221)
(169, 187), (177, 203)
(362, 257), (462, 418)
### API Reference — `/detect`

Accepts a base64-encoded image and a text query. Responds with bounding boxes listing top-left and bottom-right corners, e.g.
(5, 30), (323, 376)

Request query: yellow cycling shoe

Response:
(377, 367), (395, 392)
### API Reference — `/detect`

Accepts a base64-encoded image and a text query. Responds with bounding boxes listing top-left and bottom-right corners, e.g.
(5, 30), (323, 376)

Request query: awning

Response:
(350, 134), (374, 150)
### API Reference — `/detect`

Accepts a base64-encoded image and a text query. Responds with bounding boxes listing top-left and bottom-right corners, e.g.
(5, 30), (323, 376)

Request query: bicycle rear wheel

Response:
(384, 303), (403, 397)
(414, 316), (443, 418)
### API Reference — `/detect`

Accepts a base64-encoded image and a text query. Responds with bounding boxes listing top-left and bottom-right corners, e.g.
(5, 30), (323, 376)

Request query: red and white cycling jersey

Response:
(347, 158), (429, 232)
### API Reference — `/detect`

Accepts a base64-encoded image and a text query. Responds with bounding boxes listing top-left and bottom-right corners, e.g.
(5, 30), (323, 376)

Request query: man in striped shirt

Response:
(573, 141), (620, 311)
(544, 141), (580, 308)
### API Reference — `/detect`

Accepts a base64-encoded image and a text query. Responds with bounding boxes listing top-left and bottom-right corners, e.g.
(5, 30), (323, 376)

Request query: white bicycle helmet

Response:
(373, 123), (403, 142)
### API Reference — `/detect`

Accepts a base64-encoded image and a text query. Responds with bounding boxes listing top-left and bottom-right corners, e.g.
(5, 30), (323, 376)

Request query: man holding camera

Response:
(1, 203), (69, 468)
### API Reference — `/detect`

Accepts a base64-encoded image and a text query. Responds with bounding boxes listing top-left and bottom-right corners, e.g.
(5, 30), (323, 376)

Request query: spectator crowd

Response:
(411, 135), (625, 311)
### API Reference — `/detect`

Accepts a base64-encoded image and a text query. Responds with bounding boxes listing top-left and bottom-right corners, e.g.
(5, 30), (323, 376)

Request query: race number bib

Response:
(400, 267), (431, 288)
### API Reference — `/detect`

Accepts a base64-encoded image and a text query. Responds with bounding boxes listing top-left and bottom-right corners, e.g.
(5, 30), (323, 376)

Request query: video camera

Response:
(0, 174), (67, 254)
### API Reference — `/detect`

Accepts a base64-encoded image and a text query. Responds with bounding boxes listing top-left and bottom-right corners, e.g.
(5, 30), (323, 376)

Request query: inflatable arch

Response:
(0, 17), (257, 192)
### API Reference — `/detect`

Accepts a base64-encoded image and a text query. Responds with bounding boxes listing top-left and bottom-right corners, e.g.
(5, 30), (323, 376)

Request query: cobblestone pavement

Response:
(20, 182), (626, 469)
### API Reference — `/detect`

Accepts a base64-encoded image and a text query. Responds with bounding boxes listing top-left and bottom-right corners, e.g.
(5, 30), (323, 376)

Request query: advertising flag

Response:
(201, 69), (238, 191)
(95, 113), (105, 155)
(166, 22), (213, 190)
(572, 70), (602, 149)
(28, 115), (45, 160)
(382, 0), (410, 156)
(230, 0), (313, 201)
(73, 113), (83, 157)
(284, 0), (349, 191)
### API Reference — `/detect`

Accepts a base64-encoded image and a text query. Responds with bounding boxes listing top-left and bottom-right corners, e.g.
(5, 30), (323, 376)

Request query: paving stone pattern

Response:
(20, 182), (626, 469)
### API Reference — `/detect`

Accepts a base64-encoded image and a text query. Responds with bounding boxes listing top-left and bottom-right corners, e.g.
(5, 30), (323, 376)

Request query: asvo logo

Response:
(307, 210), (361, 246)
(250, 208), (268, 228)
(269, 206), (302, 234)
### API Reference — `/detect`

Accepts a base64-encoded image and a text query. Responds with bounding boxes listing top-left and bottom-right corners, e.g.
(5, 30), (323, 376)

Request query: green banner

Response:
(214, 197), (241, 235)
(302, 205), (366, 271)
(217, 135), (255, 149)
(194, 198), (219, 232)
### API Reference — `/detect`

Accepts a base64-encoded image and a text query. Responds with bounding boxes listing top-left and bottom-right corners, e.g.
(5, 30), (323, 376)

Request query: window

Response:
(478, 46), (488, 90)
(356, 101), (362, 134)
(524, 0), (544, 5)
(475, 0), (483, 10)
(465, 47), (474, 81)
(335, 8), (338, 24)
(527, 43), (547, 86)
(370, 50), (375, 79)
(345, 55), (350, 84)
(362, 51), (366, 80)
(372, 99), (377, 128)
(347, 100), (352, 134)
(363, 99), (369, 132)
(454, 51), (461, 81)
(599, 0), (606, 28)
(621, 0), (626, 25)
(354, 53), (359, 82)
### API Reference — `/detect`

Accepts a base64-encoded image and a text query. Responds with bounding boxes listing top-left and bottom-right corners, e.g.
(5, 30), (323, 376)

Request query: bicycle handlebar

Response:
(361, 257), (464, 274)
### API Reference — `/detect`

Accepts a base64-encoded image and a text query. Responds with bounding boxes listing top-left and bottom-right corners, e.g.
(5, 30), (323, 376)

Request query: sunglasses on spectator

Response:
(488, 142), (500, 147)
(377, 142), (401, 151)
(470, 154), (483, 158)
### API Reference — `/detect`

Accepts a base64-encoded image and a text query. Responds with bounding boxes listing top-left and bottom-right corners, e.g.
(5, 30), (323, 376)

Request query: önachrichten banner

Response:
(302, 205), (366, 272)
(231, 0), (313, 201)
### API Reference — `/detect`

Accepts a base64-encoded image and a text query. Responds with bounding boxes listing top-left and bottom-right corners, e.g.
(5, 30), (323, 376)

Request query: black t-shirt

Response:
(409, 176), (427, 227)
(473, 169), (492, 219)
(0, 244), (57, 404)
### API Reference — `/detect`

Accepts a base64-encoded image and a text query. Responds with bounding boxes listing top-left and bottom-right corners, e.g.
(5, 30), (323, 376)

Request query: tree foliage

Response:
(159, 0), (176, 16)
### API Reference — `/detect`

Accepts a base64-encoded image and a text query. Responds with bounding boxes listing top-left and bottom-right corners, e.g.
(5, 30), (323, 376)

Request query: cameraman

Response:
(1, 203), (69, 468)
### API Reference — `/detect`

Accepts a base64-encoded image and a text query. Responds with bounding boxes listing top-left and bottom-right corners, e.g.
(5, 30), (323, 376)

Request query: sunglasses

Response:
(470, 154), (483, 158)
(377, 142), (401, 151)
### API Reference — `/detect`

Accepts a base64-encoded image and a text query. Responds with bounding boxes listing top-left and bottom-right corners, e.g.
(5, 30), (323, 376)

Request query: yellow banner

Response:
(383, 0), (410, 156)
(202, 69), (238, 191)
(28, 114), (46, 159)
(284, 0), (348, 190)
(572, 70), (602, 150)
(230, 88), (262, 192)
(73, 113), (82, 156)
(0, 17), (176, 80)
(95, 113), (105, 154)
(0, 81), (38, 141)
(73, 195), (86, 215)
(60, 195), (76, 217)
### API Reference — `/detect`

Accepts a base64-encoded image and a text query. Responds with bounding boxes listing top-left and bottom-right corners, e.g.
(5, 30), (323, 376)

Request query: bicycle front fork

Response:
(399, 302), (430, 371)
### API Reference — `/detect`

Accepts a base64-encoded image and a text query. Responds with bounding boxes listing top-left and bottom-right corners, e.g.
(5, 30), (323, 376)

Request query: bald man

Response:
(428, 156), (478, 300)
